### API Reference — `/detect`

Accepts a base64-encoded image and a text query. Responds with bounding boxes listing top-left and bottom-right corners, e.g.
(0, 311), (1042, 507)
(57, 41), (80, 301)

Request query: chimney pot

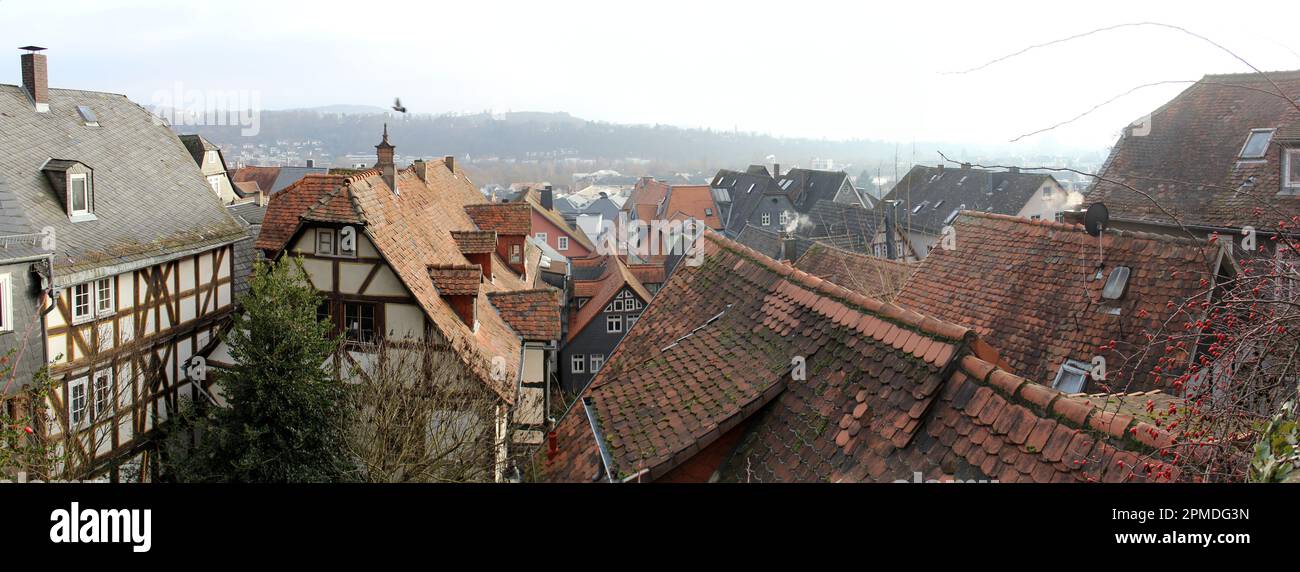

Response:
(773, 163), (781, 177)
(961, 162), (972, 170)
(20, 47), (49, 112)
(305, 159), (314, 168)
(444, 155), (456, 173)
(375, 124), (397, 194)
(541, 185), (554, 211)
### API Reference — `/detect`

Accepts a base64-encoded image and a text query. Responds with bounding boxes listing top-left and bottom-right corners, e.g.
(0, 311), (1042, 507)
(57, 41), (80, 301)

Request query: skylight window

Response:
(1101, 266), (1131, 300)
(944, 209), (960, 225)
(1052, 359), (1091, 393)
(933, 200), (944, 210)
(1240, 128), (1275, 160)
(76, 105), (99, 126)
(911, 201), (929, 214)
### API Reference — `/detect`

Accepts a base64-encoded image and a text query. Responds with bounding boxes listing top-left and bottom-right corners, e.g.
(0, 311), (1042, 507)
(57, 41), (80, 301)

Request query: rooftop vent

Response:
(76, 105), (98, 127)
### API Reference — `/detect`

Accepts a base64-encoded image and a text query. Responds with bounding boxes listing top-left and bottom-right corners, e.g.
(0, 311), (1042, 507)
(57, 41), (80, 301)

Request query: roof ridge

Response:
(960, 210), (1215, 248)
(957, 355), (1178, 454)
(704, 231), (971, 342)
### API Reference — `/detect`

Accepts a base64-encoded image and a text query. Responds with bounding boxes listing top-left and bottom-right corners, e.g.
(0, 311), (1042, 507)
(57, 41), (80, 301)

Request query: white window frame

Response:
(68, 173), (92, 216)
(207, 175), (222, 194)
(95, 277), (115, 318)
(779, 211), (790, 226)
(71, 282), (93, 324)
(557, 236), (569, 250)
(613, 299), (624, 312)
(761, 212), (771, 226)
(536, 232), (548, 244)
(1052, 359), (1091, 393)
(69, 377), (89, 428)
(93, 369), (112, 419)
(0, 273), (11, 332)
(606, 314), (623, 333)
(1285, 148), (1300, 189)
(571, 354), (585, 374)
(590, 354), (605, 373)
(316, 228), (337, 256)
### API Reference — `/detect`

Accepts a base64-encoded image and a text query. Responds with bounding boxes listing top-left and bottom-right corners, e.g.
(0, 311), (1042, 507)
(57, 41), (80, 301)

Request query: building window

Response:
(342, 301), (377, 343)
(1240, 128), (1275, 160)
(71, 282), (93, 324)
(536, 232), (548, 244)
(613, 299), (624, 312)
(1286, 149), (1300, 189)
(761, 212), (771, 226)
(0, 273), (11, 332)
(69, 173), (93, 216)
(207, 151), (217, 165)
(207, 175), (222, 194)
(96, 278), (114, 317)
(571, 354), (585, 374)
(779, 211), (790, 226)
(1052, 360), (1091, 393)
(558, 236), (569, 250)
(317, 228), (336, 256)
(627, 314), (639, 327)
(93, 369), (112, 419)
(69, 377), (88, 427)
(607, 314), (623, 333)
(704, 208), (713, 216)
(510, 244), (522, 264)
(590, 354), (604, 373)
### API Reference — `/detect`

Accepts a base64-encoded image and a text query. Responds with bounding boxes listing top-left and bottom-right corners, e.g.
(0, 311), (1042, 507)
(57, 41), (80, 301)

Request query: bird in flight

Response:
(392, 97), (407, 114)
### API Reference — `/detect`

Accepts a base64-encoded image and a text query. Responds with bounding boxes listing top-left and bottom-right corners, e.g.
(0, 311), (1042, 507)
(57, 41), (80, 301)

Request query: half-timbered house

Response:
(242, 128), (562, 478)
(1, 48), (248, 481)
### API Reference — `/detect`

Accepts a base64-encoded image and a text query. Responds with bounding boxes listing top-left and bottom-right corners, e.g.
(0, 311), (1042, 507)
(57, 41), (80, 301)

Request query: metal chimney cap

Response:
(19, 46), (47, 53)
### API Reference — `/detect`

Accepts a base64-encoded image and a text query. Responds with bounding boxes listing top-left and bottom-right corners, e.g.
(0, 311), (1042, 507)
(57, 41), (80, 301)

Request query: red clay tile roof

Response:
(535, 230), (1187, 483)
(893, 211), (1227, 392)
(793, 242), (915, 302)
(232, 166), (280, 196)
(567, 254), (652, 341)
(450, 230), (497, 254)
(428, 264), (482, 296)
(464, 202), (531, 235)
(1088, 70), (1300, 230)
(656, 184), (723, 229)
(628, 178), (670, 221)
(625, 263), (665, 285)
(256, 160), (558, 403)
(488, 288), (562, 341)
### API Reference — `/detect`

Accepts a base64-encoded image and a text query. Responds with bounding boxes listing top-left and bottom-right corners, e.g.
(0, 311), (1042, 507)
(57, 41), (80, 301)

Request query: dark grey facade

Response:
(558, 285), (645, 395)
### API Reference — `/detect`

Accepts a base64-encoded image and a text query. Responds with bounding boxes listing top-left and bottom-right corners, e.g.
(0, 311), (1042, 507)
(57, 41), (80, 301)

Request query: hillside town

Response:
(0, 32), (1297, 493)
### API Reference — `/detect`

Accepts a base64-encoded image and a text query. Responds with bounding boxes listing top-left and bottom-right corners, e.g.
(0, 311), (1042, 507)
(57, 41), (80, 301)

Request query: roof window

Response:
(1101, 266), (1131, 300)
(1239, 128), (1275, 160)
(76, 105), (99, 127)
(1052, 359), (1091, 393)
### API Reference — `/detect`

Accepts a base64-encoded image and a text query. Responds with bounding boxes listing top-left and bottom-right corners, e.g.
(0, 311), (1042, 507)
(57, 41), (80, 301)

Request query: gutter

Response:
(582, 397), (615, 483)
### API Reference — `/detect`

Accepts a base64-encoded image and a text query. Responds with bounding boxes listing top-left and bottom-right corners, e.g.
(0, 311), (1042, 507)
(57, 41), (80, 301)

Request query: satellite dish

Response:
(1084, 203), (1109, 237)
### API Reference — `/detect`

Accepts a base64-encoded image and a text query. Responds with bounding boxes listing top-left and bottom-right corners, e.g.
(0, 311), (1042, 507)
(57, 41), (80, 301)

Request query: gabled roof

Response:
(517, 188), (596, 251)
(232, 180), (262, 199)
(778, 168), (857, 212)
(882, 165), (1055, 235)
(0, 85), (245, 279)
(793, 242), (915, 302)
(627, 178), (669, 221)
(428, 264), (482, 296)
(654, 184), (723, 229)
(257, 159), (556, 403)
(893, 211), (1226, 392)
(232, 165), (329, 195)
(711, 168), (786, 235)
(567, 254), (652, 341)
(450, 230), (497, 254)
(1087, 70), (1300, 230)
(800, 199), (878, 247)
(536, 231), (1184, 483)
(178, 134), (221, 167)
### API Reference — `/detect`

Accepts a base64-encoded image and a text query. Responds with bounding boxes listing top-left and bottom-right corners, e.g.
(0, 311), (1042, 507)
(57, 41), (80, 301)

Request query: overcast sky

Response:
(2, 0), (1298, 150)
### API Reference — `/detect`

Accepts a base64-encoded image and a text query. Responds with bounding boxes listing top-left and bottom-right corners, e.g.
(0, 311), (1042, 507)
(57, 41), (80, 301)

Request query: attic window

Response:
(1239, 129), (1275, 160)
(69, 174), (93, 217)
(1101, 266), (1132, 300)
(1052, 359), (1091, 393)
(76, 105), (99, 127)
(1285, 148), (1300, 189)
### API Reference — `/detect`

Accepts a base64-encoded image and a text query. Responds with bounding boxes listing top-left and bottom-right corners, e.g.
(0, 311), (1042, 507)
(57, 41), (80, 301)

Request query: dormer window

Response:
(69, 174), (91, 215)
(42, 159), (96, 221)
(1285, 148), (1300, 190)
(1239, 128), (1275, 160)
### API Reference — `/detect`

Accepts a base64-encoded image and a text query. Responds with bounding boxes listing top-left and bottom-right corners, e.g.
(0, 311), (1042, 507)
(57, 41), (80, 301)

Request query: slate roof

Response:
(232, 165), (329, 195)
(227, 201), (266, 226)
(793, 242), (915, 302)
(226, 202), (262, 300)
(778, 168), (860, 212)
(536, 231), (1185, 483)
(257, 158), (557, 403)
(0, 85), (246, 281)
(178, 134), (220, 167)
(568, 254), (652, 342)
(1087, 70), (1300, 231)
(711, 168), (786, 236)
(893, 211), (1227, 392)
(488, 288), (562, 341)
(882, 165), (1055, 235)
(734, 225), (784, 259)
(799, 199), (878, 249)
(0, 173), (46, 261)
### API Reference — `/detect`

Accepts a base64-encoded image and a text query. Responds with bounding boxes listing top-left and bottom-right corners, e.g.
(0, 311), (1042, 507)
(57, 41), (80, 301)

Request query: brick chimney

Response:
(773, 162), (781, 177)
(541, 185), (554, 211)
(20, 46), (49, 113)
(374, 124), (397, 194)
(443, 155), (456, 173)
